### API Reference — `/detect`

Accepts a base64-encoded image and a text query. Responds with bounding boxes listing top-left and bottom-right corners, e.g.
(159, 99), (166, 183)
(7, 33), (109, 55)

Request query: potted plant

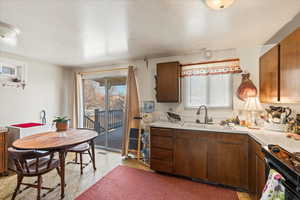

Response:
(53, 116), (69, 132)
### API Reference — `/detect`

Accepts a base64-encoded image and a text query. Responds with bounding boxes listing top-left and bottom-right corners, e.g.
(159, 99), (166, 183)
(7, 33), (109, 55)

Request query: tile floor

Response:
(0, 149), (251, 200)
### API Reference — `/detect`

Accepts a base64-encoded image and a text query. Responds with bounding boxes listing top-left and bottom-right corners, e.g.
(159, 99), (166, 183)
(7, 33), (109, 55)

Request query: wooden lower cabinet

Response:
(150, 127), (249, 190)
(249, 137), (266, 200)
(0, 132), (7, 175)
(174, 130), (209, 180)
(150, 128), (174, 173)
(208, 134), (249, 189)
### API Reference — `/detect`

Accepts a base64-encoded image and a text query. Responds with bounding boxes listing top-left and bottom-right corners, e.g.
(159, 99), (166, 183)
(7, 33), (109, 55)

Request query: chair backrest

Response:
(8, 147), (54, 175)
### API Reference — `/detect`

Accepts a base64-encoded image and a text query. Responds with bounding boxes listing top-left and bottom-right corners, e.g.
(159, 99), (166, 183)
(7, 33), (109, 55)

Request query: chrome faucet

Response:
(196, 105), (209, 124)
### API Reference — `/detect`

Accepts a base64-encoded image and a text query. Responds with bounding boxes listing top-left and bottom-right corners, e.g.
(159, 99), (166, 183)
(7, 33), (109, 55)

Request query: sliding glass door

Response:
(82, 76), (126, 151)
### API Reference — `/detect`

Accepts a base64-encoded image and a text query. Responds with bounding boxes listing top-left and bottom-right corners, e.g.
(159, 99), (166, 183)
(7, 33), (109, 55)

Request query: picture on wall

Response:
(143, 101), (155, 113)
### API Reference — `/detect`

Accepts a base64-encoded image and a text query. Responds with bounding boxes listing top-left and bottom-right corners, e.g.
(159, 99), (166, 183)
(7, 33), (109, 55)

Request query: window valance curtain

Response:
(181, 58), (242, 77)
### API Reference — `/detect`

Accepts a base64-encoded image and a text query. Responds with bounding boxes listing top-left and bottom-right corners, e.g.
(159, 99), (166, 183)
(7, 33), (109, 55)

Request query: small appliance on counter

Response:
(263, 106), (292, 132)
(263, 145), (300, 200)
(166, 112), (181, 123)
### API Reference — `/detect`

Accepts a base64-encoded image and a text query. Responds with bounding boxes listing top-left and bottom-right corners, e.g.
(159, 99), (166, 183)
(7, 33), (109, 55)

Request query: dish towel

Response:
(260, 169), (285, 200)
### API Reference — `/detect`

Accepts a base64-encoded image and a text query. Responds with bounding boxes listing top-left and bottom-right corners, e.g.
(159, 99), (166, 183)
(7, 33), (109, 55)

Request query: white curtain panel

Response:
(74, 73), (84, 128)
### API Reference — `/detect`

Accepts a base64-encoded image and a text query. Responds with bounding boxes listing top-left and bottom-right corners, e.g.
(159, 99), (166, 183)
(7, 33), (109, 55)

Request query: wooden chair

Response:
(8, 147), (61, 200)
(67, 142), (96, 175)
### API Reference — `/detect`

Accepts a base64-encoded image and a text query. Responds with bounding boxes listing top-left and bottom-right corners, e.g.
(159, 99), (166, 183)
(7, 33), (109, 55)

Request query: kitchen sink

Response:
(182, 122), (235, 131)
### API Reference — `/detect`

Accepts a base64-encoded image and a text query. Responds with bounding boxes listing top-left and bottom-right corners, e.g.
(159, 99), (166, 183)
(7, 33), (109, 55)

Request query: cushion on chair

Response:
(24, 157), (60, 176)
(68, 142), (90, 152)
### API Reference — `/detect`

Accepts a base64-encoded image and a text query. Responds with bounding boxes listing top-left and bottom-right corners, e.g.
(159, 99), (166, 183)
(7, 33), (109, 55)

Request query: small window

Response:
(181, 59), (241, 108)
(183, 74), (233, 108)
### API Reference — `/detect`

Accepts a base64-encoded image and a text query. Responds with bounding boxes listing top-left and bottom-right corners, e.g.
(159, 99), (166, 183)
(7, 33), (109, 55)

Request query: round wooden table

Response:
(13, 129), (98, 199)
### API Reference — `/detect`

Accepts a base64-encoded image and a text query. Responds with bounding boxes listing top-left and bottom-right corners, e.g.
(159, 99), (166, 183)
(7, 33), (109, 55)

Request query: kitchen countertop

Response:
(150, 121), (300, 153)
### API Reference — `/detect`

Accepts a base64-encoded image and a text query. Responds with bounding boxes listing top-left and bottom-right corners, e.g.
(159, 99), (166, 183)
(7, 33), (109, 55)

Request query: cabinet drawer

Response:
(151, 136), (173, 150)
(151, 159), (173, 173)
(217, 133), (248, 144)
(151, 128), (173, 137)
(151, 148), (173, 161)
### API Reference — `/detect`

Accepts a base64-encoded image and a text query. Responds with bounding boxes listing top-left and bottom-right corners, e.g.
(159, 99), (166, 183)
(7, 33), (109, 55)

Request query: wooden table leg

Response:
(90, 140), (96, 170)
(59, 150), (66, 199)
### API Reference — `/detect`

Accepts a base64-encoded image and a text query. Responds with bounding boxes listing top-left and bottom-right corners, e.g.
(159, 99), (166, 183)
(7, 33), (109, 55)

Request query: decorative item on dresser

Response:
(0, 129), (8, 175)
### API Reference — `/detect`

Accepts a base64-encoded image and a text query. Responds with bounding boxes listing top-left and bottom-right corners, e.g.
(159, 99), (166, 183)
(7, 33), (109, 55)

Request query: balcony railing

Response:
(83, 109), (123, 133)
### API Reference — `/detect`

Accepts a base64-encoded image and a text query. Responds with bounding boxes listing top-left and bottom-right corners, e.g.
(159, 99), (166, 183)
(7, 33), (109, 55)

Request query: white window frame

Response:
(183, 74), (233, 109)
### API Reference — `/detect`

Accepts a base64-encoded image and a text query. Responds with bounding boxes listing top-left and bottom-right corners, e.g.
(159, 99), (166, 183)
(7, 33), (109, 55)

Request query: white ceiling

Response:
(0, 0), (299, 67)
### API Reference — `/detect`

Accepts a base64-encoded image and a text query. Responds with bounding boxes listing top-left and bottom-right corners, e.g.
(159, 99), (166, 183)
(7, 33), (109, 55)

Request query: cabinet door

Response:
(174, 130), (209, 180)
(248, 137), (266, 200)
(259, 45), (279, 103)
(156, 62), (181, 102)
(280, 28), (300, 103)
(248, 138), (257, 199)
(208, 134), (248, 189)
(0, 133), (5, 173)
(255, 153), (266, 200)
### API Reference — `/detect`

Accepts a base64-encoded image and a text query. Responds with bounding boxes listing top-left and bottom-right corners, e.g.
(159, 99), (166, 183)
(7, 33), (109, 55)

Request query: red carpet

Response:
(76, 166), (239, 200)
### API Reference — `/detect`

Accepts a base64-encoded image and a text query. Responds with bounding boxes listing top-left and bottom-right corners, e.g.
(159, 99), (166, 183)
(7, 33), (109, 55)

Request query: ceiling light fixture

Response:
(0, 21), (20, 39)
(205, 0), (235, 10)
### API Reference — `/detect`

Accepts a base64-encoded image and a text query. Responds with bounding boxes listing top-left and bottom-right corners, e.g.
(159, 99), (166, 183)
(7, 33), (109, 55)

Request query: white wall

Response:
(132, 47), (267, 122)
(74, 45), (300, 123)
(75, 48), (263, 122)
(0, 51), (72, 126)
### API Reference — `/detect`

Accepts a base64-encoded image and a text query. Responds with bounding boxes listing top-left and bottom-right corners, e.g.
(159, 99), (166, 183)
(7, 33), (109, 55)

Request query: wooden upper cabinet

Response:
(156, 62), (181, 103)
(259, 45), (280, 103)
(280, 28), (300, 103)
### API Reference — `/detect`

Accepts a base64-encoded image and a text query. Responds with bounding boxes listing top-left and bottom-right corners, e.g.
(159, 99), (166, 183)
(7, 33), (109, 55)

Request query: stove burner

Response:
(272, 147), (281, 153)
(268, 145), (300, 174)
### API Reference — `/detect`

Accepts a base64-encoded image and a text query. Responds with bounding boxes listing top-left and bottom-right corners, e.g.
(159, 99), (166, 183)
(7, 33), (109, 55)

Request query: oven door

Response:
(281, 180), (300, 200)
(265, 157), (300, 200)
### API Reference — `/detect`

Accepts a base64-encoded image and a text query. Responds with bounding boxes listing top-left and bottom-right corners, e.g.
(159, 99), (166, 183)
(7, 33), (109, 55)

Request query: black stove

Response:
(263, 145), (300, 200)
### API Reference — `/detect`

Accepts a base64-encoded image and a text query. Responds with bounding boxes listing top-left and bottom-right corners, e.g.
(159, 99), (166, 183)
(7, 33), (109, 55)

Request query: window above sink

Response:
(181, 59), (241, 109)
